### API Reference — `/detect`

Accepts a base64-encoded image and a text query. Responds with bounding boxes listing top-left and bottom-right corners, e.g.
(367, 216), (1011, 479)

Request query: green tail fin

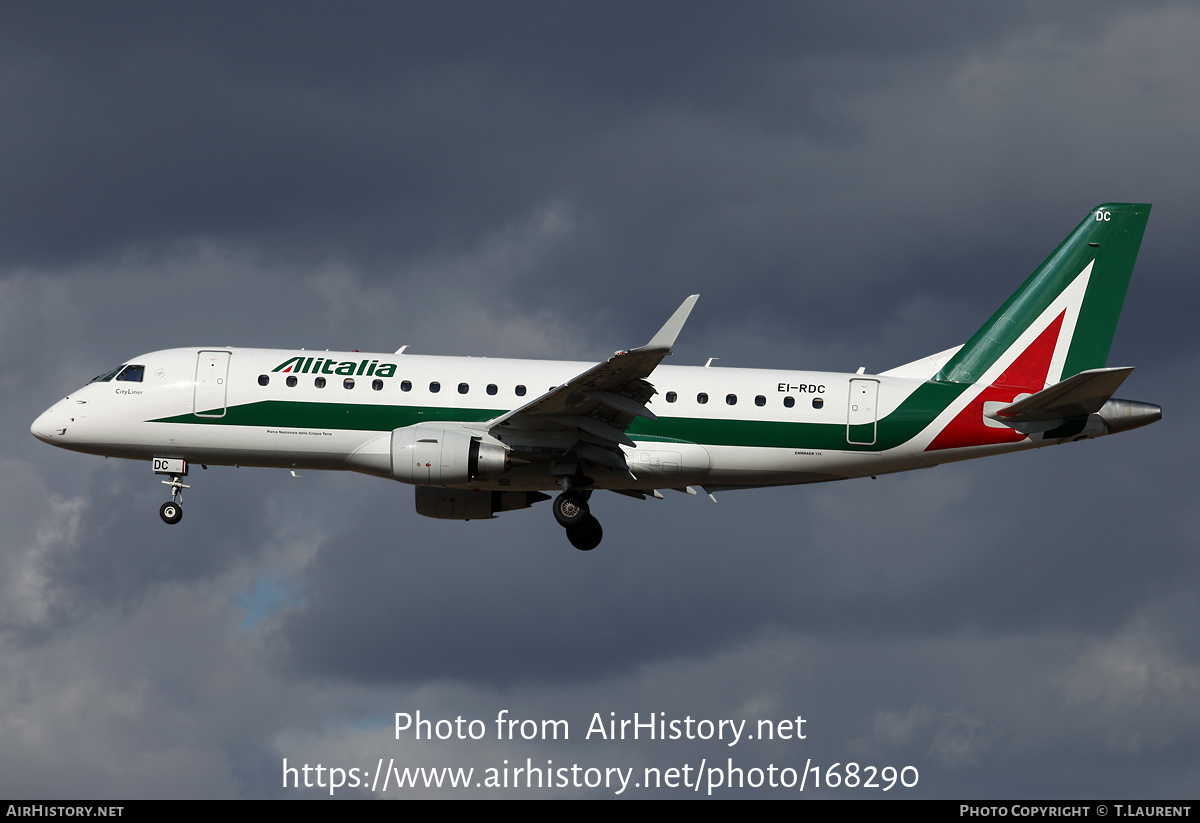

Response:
(936, 203), (1150, 385)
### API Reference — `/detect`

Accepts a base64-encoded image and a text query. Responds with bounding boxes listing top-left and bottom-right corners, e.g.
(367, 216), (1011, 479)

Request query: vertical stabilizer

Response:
(936, 203), (1150, 386)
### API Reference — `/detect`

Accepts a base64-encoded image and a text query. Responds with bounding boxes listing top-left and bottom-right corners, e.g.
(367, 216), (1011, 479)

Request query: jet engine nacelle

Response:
(415, 487), (551, 520)
(391, 422), (509, 486)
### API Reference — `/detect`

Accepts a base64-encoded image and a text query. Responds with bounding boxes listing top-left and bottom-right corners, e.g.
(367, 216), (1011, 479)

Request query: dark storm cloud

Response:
(4, 1), (1199, 798)
(2, 1), (1158, 333)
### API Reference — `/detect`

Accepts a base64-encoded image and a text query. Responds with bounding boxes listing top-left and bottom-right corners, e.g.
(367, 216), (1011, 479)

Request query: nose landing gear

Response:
(153, 458), (190, 525)
(159, 474), (189, 524)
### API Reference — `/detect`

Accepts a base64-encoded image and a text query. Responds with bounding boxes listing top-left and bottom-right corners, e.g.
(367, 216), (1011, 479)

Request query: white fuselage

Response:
(31, 346), (1054, 493)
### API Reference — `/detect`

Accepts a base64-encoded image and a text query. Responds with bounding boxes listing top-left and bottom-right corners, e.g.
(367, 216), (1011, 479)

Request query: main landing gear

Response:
(553, 486), (603, 551)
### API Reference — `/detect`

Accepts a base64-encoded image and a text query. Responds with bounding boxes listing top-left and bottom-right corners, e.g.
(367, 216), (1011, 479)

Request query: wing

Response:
(485, 296), (699, 475)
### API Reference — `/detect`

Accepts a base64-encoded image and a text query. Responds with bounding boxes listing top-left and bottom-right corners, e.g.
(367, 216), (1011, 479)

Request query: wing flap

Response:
(584, 390), (657, 420)
(574, 441), (632, 472)
(551, 415), (637, 448)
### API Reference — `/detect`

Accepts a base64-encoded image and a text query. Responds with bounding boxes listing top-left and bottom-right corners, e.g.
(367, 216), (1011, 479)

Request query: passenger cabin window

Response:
(486, 384), (498, 395)
(755, 395), (766, 406)
(458, 383), (469, 394)
(343, 378), (355, 389)
(665, 391), (677, 403)
(258, 375), (269, 386)
(286, 376), (298, 387)
(430, 382), (441, 393)
(116, 365), (144, 382)
(726, 394), (737, 405)
(401, 380), (412, 392)
(697, 393), (709, 404)
(812, 398), (824, 409)
(315, 377), (326, 389)
(783, 396), (795, 408)
(516, 385), (527, 397)
(372, 379), (383, 391)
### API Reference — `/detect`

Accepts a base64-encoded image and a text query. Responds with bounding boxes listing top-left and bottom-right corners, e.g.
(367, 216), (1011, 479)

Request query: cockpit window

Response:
(116, 365), (144, 382)
(90, 365), (124, 383)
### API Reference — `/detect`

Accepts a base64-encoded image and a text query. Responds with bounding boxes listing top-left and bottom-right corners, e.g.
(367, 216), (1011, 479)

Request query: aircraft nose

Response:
(31, 406), (59, 443)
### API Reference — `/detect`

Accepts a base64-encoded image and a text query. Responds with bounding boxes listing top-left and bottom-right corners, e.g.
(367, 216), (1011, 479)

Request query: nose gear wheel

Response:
(159, 501), (183, 524)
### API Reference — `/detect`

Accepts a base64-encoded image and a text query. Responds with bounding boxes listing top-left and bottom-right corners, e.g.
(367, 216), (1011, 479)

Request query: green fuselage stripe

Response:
(171, 401), (496, 431)
(151, 379), (966, 452)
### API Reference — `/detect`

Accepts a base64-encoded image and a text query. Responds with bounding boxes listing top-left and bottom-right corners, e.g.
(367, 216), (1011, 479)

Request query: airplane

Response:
(31, 203), (1161, 551)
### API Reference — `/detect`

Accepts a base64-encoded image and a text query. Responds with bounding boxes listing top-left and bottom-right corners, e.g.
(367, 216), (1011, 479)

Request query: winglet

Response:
(636, 295), (699, 353)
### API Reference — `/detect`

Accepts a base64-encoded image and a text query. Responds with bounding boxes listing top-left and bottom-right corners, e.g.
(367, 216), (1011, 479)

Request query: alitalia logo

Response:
(272, 356), (397, 378)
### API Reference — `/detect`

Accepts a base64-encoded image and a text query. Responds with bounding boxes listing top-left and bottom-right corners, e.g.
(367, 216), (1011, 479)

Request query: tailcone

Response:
(1097, 398), (1161, 434)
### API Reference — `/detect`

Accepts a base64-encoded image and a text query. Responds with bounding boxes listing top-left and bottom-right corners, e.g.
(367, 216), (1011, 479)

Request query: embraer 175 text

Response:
(32, 204), (1161, 550)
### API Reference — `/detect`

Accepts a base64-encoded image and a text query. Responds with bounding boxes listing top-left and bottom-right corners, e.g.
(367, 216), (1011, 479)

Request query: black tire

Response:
(552, 491), (589, 528)
(159, 501), (183, 525)
(566, 515), (603, 551)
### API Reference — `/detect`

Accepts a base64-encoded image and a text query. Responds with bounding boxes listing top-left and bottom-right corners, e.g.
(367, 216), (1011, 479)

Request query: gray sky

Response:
(4, 1), (1198, 798)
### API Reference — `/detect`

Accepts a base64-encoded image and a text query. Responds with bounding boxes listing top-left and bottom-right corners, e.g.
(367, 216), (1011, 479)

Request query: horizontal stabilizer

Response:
(989, 367), (1134, 423)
